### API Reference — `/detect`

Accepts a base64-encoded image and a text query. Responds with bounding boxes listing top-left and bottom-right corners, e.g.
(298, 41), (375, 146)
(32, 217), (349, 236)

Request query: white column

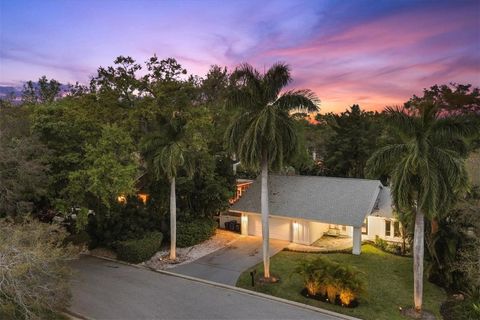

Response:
(292, 221), (298, 243)
(241, 213), (248, 236)
(352, 226), (361, 255)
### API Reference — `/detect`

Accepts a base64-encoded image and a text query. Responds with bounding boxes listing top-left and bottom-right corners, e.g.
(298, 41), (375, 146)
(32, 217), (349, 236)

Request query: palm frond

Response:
(366, 144), (408, 177)
(230, 63), (263, 102)
(384, 106), (418, 140)
(263, 62), (291, 101)
(274, 89), (320, 113)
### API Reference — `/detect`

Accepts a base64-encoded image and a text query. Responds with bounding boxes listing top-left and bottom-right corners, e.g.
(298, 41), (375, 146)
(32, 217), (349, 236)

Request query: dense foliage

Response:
(0, 54), (478, 317)
(176, 218), (217, 248)
(87, 197), (162, 248)
(0, 219), (75, 319)
(115, 231), (164, 263)
(0, 103), (49, 217)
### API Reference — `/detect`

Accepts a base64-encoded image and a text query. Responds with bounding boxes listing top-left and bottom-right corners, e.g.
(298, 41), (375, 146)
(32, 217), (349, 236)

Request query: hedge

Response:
(116, 231), (163, 263)
(177, 218), (217, 248)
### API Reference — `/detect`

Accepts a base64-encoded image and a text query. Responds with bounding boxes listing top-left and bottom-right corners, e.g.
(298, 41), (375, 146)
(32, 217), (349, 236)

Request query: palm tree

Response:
(367, 102), (471, 312)
(225, 63), (319, 279)
(142, 114), (192, 260)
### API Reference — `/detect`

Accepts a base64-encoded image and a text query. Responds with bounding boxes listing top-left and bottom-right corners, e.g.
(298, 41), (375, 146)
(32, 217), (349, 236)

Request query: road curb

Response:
(78, 253), (360, 320)
(62, 309), (93, 320)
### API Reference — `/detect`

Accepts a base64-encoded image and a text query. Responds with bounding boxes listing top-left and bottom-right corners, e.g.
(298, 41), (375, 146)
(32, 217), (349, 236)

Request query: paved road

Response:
(171, 236), (288, 285)
(70, 255), (348, 320)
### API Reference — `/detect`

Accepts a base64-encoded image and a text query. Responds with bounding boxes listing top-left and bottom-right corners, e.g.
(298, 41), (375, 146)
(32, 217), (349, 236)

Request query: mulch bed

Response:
(300, 288), (359, 308)
(400, 307), (436, 320)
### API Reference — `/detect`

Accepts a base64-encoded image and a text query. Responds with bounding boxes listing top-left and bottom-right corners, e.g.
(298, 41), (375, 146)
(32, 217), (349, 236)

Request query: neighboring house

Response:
(228, 179), (254, 204)
(222, 175), (401, 255)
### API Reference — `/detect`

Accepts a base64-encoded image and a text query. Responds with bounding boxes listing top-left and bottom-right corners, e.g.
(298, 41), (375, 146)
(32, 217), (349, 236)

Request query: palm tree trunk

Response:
(413, 205), (425, 311)
(169, 177), (177, 260)
(261, 155), (270, 279)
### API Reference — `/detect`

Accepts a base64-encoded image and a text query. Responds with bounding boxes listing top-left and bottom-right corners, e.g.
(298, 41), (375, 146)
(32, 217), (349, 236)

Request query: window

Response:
(394, 221), (401, 237)
(362, 218), (368, 235)
(385, 220), (391, 237)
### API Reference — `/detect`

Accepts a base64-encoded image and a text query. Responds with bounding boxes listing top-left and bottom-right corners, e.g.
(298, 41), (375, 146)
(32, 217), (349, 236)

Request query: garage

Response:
(247, 214), (292, 241)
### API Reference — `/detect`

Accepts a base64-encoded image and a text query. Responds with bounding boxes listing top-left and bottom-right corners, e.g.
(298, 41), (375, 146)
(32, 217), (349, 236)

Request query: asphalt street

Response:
(70, 255), (351, 320)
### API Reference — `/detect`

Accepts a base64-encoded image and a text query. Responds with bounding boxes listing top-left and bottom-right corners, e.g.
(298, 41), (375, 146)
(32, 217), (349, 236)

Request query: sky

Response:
(0, 0), (479, 113)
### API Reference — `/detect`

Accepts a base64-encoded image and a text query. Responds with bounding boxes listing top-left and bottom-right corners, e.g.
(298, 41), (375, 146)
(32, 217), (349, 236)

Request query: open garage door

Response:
(247, 215), (292, 241)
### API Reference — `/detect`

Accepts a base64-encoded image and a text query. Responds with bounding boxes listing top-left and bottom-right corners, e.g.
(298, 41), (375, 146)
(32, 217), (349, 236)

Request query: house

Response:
(228, 179), (254, 204)
(222, 175), (401, 255)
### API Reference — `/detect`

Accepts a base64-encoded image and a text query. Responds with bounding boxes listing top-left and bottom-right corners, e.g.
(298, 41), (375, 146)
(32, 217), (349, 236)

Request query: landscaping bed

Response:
(237, 244), (445, 320)
(145, 229), (240, 269)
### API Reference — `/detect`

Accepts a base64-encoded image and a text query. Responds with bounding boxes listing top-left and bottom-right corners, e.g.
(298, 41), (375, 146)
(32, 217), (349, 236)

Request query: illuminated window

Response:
(394, 221), (401, 237)
(138, 193), (148, 204)
(385, 220), (391, 236)
(362, 219), (368, 235)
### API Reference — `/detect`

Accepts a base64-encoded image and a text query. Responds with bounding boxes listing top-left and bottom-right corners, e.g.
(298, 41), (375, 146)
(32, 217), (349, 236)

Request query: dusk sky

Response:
(1, 0), (479, 113)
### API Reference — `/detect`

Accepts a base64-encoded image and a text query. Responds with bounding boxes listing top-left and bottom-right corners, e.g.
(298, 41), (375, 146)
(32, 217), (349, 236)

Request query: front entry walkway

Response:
(171, 236), (289, 285)
(286, 235), (352, 253)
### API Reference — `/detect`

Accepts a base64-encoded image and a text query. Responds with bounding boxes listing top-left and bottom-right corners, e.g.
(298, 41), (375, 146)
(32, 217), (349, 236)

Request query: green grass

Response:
(237, 244), (446, 320)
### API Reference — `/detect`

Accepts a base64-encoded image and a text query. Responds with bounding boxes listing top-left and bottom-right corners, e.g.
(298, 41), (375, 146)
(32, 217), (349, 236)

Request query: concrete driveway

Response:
(171, 236), (288, 285)
(70, 255), (352, 320)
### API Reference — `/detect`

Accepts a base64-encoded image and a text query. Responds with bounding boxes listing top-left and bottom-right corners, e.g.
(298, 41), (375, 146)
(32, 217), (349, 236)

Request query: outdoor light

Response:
(117, 195), (127, 204)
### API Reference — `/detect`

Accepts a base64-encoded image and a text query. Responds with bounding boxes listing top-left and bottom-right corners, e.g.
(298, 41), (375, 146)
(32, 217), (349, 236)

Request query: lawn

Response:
(236, 245), (446, 320)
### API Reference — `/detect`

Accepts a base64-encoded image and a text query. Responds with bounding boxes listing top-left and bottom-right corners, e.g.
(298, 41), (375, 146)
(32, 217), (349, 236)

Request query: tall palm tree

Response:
(142, 114), (192, 260)
(226, 63), (319, 279)
(367, 102), (471, 312)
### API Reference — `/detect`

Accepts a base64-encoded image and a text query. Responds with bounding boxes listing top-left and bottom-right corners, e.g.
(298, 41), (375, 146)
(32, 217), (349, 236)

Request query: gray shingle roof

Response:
(371, 186), (394, 219)
(231, 175), (390, 227)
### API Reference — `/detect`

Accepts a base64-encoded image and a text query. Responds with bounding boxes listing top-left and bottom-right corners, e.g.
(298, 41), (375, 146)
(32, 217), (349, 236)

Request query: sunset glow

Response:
(1, 0), (479, 113)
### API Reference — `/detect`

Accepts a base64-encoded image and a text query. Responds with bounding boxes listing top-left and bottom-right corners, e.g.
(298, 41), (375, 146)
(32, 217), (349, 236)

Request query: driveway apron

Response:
(171, 236), (288, 285)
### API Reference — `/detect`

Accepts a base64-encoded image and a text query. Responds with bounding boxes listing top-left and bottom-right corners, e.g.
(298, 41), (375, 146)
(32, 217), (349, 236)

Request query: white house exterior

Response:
(222, 175), (402, 255)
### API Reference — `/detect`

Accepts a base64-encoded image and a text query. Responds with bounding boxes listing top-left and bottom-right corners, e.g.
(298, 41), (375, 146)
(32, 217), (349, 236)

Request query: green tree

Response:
(0, 136), (49, 217)
(31, 100), (102, 202)
(405, 83), (480, 115)
(0, 104), (49, 217)
(38, 76), (61, 103)
(67, 124), (138, 221)
(93, 56), (142, 107)
(21, 76), (61, 104)
(406, 84), (480, 152)
(366, 103), (472, 312)
(323, 105), (382, 178)
(141, 114), (193, 260)
(225, 63), (319, 279)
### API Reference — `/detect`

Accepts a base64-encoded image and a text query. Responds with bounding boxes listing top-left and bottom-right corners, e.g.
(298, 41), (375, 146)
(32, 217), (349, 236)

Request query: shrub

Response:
(374, 236), (388, 250)
(295, 256), (333, 297)
(176, 218), (216, 248)
(116, 231), (163, 263)
(294, 256), (366, 307)
(0, 218), (75, 319)
(88, 197), (162, 248)
(334, 264), (366, 306)
(442, 288), (480, 320)
(66, 230), (91, 247)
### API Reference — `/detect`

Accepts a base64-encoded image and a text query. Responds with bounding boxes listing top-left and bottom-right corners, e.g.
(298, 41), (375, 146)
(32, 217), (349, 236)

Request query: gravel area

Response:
(144, 229), (241, 270)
